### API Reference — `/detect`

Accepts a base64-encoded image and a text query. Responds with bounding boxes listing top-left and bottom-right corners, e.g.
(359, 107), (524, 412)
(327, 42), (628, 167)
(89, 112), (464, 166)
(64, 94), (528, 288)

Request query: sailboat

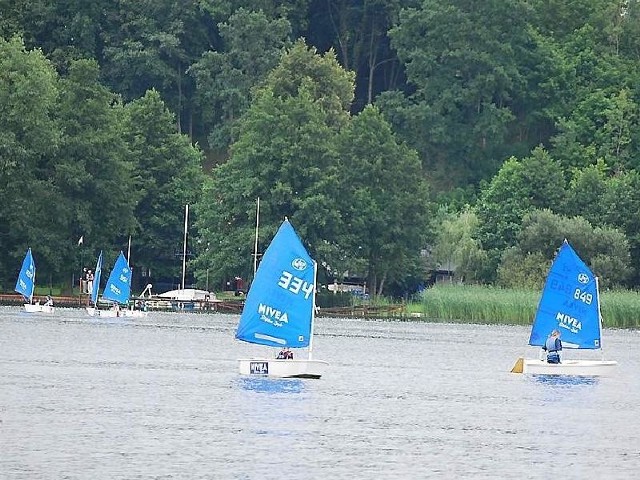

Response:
(511, 240), (617, 376)
(86, 251), (147, 318)
(236, 218), (328, 379)
(15, 248), (54, 314)
(86, 251), (104, 316)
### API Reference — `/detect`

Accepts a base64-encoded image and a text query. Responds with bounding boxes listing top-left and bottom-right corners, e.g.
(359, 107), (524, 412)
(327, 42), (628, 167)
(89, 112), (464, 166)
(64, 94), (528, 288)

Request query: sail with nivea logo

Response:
(90, 251), (103, 305)
(528, 241), (602, 350)
(102, 251), (132, 305)
(236, 219), (316, 349)
(15, 248), (36, 303)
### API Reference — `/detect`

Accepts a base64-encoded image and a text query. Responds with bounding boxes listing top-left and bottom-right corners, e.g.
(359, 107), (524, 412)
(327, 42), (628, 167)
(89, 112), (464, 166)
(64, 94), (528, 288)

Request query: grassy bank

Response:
(414, 284), (640, 328)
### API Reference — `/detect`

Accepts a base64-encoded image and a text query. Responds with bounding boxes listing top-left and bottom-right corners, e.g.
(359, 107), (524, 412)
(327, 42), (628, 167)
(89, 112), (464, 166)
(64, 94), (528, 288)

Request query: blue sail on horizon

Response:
(15, 248), (36, 302)
(102, 252), (131, 305)
(236, 219), (316, 348)
(90, 251), (103, 304)
(528, 241), (602, 350)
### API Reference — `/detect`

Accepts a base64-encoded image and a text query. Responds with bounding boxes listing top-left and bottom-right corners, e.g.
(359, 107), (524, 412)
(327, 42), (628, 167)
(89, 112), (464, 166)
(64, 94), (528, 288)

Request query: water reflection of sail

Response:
(235, 377), (305, 394)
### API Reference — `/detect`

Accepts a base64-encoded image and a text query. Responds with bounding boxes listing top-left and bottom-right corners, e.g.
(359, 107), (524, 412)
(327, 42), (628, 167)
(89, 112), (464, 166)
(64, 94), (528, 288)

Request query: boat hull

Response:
(86, 307), (147, 318)
(519, 358), (618, 376)
(238, 358), (329, 379)
(24, 303), (55, 314)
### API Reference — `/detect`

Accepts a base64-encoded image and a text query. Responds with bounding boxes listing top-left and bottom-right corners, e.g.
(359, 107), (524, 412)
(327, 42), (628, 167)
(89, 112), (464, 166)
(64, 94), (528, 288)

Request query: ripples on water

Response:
(1, 307), (639, 479)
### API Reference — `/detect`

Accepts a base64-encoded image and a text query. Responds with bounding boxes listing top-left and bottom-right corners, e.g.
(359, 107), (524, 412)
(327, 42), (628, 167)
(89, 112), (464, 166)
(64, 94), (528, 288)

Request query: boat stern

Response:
(238, 358), (329, 379)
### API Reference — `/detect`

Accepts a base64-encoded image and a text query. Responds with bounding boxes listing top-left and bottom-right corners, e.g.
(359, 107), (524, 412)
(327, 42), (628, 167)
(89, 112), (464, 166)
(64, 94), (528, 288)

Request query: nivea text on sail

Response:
(556, 311), (582, 333)
(258, 303), (289, 325)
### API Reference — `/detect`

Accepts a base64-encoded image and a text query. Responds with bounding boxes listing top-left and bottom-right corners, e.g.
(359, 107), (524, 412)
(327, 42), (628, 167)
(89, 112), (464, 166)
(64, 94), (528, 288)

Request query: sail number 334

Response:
(278, 271), (314, 299)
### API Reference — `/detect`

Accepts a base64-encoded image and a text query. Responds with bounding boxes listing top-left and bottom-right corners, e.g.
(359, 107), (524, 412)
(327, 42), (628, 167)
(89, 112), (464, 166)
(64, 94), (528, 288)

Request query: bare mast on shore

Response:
(181, 204), (188, 291)
(253, 198), (260, 276)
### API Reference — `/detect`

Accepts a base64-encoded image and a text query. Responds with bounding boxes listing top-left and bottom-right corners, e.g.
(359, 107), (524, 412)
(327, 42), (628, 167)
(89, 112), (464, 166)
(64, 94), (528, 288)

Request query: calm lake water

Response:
(1, 306), (639, 479)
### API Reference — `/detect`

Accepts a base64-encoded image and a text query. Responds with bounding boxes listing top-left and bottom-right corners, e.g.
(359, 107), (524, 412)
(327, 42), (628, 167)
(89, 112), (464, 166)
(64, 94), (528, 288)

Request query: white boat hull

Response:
(516, 358), (617, 376)
(86, 307), (148, 318)
(24, 303), (55, 314)
(238, 358), (329, 379)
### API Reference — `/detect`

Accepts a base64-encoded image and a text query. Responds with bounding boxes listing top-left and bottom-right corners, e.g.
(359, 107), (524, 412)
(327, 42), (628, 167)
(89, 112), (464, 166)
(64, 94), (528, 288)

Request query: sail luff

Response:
(308, 260), (318, 360)
(596, 276), (604, 358)
(90, 251), (103, 306)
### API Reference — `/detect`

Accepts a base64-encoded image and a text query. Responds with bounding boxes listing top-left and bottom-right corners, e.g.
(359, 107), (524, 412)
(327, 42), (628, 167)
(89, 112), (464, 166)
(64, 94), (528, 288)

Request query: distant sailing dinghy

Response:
(511, 241), (617, 376)
(87, 251), (147, 318)
(236, 219), (328, 379)
(15, 248), (54, 314)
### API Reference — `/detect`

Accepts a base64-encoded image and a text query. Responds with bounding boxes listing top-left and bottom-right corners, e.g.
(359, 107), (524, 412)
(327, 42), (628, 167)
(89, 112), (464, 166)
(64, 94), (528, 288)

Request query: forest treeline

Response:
(1, 0), (640, 297)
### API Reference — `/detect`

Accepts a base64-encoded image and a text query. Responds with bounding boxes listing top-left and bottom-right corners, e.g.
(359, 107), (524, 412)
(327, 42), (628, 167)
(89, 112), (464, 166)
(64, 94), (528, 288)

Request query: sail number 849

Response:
(574, 288), (593, 305)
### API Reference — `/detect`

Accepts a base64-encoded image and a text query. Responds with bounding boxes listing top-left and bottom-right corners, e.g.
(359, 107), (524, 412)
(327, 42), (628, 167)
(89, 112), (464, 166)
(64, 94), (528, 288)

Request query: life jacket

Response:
(545, 336), (560, 352)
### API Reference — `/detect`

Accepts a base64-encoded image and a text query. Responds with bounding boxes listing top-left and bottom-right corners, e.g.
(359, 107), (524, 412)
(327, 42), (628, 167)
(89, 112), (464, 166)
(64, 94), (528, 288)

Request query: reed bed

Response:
(417, 284), (640, 328)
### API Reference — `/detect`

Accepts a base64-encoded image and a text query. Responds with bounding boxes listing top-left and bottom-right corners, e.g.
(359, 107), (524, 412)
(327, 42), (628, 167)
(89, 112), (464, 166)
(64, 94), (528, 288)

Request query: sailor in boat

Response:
(86, 270), (94, 296)
(44, 295), (53, 307)
(541, 329), (562, 363)
(277, 347), (293, 359)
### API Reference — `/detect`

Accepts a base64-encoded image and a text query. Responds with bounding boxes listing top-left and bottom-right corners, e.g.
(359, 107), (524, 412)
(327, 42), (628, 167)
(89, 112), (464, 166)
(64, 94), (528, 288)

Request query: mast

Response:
(181, 204), (189, 291)
(308, 260), (318, 360)
(127, 235), (131, 264)
(595, 276), (604, 359)
(30, 250), (35, 304)
(30, 263), (35, 305)
(253, 197), (260, 276)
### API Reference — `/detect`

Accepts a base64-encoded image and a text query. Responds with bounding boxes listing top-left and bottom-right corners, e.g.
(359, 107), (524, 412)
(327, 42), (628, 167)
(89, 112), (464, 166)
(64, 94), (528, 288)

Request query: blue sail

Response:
(528, 241), (602, 350)
(102, 252), (131, 305)
(90, 251), (103, 304)
(14, 248), (36, 302)
(236, 219), (315, 348)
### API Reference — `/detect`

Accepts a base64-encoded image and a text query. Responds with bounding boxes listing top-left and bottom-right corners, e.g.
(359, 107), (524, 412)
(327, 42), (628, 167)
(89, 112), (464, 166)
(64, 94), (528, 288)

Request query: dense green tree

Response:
(306, 0), (413, 109)
(476, 147), (565, 252)
(334, 105), (431, 295)
(379, 0), (535, 188)
(55, 59), (138, 278)
(0, 37), (61, 287)
(101, 0), (212, 136)
(560, 160), (609, 225)
(122, 89), (205, 288)
(194, 41), (353, 289)
(551, 88), (639, 171)
(602, 170), (640, 285)
(189, 9), (292, 151)
(430, 207), (487, 284)
(497, 209), (631, 288)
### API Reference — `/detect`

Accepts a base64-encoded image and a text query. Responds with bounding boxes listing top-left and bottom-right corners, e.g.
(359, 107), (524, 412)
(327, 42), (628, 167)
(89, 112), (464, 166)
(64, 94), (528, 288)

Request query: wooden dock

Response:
(0, 293), (244, 314)
(1, 294), (406, 318)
